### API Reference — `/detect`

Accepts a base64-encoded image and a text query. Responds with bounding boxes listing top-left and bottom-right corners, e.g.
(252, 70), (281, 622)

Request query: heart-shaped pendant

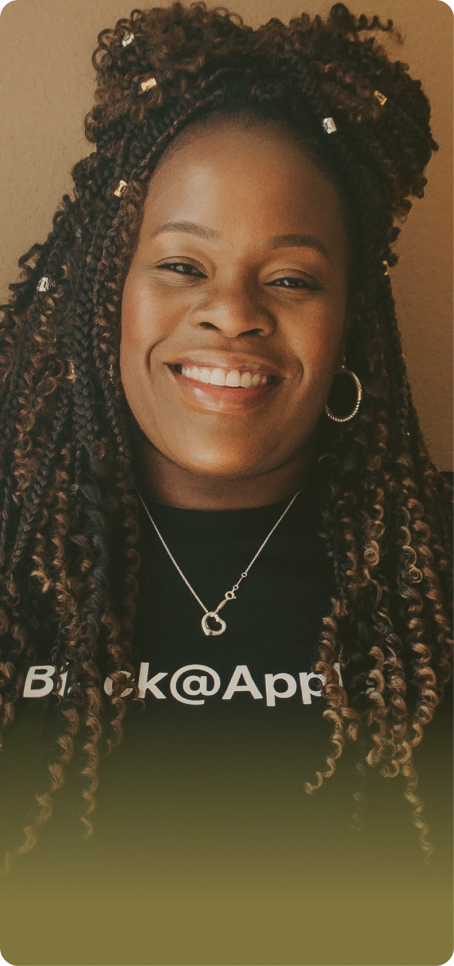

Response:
(202, 611), (227, 636)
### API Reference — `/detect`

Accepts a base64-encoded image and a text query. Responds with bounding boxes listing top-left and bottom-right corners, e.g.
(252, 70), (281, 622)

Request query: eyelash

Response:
(268, 277), (318, 290)
(157, 261), (319, 289)
(157, 261), (205, 277)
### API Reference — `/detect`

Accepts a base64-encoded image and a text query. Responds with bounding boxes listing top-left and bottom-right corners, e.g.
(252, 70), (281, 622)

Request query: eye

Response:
(267, 276), (320, 290)
(157, 261), (206, 278)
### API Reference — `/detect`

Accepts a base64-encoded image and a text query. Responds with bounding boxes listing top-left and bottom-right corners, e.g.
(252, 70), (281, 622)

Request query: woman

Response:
(0, 4), (451, 964)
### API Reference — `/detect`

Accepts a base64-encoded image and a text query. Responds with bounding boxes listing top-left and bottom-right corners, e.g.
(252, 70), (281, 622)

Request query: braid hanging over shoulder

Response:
(0, 1), (451, 871)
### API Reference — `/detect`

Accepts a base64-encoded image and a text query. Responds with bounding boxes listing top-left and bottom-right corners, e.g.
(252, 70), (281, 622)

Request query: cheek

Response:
(309, 329), (343, 382)
(121, 280), (144, 371)
(288, 303), (346, 390)
(121, 271), (163, 350)
(120, 273), (163, 421)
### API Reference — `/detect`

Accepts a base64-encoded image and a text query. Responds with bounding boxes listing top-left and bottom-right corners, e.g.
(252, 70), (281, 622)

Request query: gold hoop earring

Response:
(324, 366), (362, 423)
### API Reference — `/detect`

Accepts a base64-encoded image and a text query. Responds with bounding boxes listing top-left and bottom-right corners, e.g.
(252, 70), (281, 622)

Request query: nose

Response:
(188, 280), (275, 339)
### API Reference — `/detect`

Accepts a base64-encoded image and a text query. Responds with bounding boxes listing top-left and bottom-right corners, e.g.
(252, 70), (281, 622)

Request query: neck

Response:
(133, 434), (315, 510)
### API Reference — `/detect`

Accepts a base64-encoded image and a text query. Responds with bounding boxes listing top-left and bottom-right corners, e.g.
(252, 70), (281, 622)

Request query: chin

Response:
(173, 450), (268, 480)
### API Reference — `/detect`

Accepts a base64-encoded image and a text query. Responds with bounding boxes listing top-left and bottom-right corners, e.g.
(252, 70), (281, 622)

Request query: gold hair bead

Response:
(114, 180), (128, 198)
(140, 76), (157, 93)
(37, 276), (51, 292)
(322, 117), (337, 134)
(374, 90), (387, 106)
(383, 260), (389, 275)
(122, 33), (134, 47)
(66, 361), (77, 382)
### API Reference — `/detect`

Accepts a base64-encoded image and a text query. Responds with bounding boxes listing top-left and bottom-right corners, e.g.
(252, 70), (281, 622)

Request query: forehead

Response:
(141, 117), (348, 254)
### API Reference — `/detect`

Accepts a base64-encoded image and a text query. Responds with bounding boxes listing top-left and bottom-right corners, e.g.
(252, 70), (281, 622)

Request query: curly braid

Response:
(0, 1), (451, 869)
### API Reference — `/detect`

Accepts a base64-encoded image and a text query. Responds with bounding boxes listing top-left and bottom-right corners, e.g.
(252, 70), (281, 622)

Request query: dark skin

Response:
(121, 117), (351, 509)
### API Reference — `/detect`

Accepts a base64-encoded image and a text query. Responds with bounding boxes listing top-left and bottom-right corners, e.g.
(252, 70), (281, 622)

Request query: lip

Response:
(166, 363), (283, 413)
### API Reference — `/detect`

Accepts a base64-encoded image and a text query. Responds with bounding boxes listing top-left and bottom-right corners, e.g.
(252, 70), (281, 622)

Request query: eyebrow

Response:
(149, 221), (221, 241)
(149, 221), (328, 257)
(269, 234), (328, 257)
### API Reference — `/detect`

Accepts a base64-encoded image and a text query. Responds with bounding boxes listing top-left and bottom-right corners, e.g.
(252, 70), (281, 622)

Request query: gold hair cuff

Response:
(383, 260), (389, 275)
(322, 117), (337, 134)
(66, 361), (77, 382)
(37, 276), (51, 292)
(114, 180), (128, 198)
(122, 33), (134, 47)
(374, 90), (387, 106)
(140, 76), (157, 93)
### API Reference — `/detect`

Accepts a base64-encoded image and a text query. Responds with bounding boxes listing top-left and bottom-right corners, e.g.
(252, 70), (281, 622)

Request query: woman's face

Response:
(121, 117), (350, 503)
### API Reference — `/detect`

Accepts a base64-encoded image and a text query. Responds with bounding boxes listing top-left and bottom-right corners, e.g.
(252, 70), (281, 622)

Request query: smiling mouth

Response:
(171, 364), (279, 389)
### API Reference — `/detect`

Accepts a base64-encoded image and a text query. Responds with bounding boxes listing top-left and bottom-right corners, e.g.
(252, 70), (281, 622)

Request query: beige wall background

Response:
(0, 0), (452, 469)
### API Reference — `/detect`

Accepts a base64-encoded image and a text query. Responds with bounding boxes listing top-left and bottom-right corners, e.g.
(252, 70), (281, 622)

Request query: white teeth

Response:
(180, 366), (271, 388)
(225, 369), (241, 387)
(210, 368), (226, 386)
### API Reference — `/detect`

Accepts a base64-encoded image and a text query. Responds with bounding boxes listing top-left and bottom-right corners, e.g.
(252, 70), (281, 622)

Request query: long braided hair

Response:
(0, 1), (451, 869)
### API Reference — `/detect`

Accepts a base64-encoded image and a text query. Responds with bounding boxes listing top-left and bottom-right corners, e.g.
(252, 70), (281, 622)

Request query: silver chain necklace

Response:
(136, 486), (304, 637)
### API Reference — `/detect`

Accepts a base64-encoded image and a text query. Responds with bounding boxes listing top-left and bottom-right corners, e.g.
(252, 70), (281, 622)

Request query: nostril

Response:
(199, 322), (218, 330)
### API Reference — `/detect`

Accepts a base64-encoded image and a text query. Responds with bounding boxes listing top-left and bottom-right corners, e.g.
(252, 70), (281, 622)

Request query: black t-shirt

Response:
(0, 482), (451, 965)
